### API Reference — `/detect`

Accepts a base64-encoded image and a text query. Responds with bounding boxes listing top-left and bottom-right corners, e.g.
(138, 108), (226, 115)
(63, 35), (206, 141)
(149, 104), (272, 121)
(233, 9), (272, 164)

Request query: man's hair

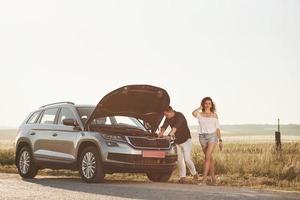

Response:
(163, 105), (173, 112)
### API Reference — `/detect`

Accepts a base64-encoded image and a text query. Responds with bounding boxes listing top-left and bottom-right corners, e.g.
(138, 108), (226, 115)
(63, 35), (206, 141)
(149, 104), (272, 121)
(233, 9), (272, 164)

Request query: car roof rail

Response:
(39, 101), (75, 108)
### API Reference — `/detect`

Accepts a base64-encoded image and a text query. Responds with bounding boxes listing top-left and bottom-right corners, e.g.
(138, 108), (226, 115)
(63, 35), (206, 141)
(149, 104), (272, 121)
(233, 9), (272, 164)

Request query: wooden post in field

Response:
(275, 118), (281, 151)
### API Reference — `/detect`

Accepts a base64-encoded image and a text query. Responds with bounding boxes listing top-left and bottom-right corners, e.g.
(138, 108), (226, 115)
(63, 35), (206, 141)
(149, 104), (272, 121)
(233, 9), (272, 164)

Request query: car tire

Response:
(147, 171), (173, 182)
(16, 146), (38, 178)
(78, 146), (105, 183)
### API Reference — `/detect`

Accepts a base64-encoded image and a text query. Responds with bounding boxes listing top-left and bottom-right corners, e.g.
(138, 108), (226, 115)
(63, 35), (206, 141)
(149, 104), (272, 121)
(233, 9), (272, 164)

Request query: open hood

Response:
(84, 85), (170, 132)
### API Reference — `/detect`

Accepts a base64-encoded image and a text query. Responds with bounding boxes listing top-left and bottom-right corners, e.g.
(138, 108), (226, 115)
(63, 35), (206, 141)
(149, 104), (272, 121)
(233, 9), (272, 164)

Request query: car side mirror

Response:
(63, 118), (79, 127)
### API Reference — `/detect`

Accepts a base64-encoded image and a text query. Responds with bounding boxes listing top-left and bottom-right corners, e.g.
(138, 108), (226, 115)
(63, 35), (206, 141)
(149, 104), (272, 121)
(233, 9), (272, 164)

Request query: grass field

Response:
(1, 124), (300, 147)
(0, 126), (299, 190)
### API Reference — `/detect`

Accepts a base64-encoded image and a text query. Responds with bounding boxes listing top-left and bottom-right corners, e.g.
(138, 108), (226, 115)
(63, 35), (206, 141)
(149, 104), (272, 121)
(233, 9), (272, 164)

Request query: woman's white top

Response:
(197, 114), (220, 134)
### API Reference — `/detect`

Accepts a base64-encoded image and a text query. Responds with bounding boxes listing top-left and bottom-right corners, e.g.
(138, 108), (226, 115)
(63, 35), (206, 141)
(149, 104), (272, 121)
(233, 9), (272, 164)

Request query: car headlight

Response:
(101, 133), (126, 143)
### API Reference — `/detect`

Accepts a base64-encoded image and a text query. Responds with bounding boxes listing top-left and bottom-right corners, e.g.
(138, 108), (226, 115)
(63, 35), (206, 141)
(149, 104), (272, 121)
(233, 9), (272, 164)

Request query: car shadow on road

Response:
(22, 176), (224, 200)
(22, 176), (295, 200)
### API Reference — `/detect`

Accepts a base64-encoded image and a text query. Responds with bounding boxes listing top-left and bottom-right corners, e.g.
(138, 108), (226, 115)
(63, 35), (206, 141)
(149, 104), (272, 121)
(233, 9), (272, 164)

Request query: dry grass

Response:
(192, 142), (300, 190)
(0, 143), (299, 190)
(0, 148), (15, 165)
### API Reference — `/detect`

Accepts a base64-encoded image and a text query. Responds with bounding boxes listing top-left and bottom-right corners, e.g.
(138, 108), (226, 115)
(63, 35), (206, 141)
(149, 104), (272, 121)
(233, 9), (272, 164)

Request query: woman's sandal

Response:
(197, 178), (207, 186)
(211, 177), (217, 186)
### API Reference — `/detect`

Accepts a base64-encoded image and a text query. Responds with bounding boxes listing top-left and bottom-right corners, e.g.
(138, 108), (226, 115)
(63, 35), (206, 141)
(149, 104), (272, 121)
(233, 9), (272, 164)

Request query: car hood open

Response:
(84, 85), (170, 132)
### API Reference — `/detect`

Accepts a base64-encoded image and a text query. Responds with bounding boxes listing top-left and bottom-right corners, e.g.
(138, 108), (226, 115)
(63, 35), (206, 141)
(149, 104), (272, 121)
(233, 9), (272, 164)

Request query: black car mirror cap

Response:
(63, 118), (79, 127)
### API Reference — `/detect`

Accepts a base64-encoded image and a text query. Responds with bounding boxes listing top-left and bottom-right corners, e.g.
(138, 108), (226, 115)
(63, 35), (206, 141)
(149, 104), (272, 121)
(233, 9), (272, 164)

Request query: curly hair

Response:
(201, 97), (216, 113)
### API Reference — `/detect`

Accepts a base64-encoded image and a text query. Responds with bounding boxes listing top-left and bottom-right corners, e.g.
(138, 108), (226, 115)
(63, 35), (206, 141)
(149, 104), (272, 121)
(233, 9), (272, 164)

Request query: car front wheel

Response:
(79, 146), (105, 183)
(16, 146), (38, 178)
(147, 171), (173, 182)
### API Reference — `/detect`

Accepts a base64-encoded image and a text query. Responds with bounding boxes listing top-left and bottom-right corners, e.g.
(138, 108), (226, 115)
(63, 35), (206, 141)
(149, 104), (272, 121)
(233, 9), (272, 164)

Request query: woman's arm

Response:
(192, 107), (202, 118)
(215, 114), (223, 150)
(217, 128), (223, 151)
(216, 128), (222, 141)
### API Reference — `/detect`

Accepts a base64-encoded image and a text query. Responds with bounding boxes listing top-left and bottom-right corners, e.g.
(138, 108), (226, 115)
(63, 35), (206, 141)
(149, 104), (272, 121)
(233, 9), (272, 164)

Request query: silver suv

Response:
(15, 85), (177, 183)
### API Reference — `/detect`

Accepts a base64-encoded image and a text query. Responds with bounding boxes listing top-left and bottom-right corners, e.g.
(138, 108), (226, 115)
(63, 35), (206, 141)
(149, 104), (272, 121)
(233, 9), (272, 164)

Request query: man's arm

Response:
(168, 127), (177, 140)
(159, 127), (166, 137)
(158, 119), (169, 137)
(173, 113), (184, 130)
(166, 113), (184, 139)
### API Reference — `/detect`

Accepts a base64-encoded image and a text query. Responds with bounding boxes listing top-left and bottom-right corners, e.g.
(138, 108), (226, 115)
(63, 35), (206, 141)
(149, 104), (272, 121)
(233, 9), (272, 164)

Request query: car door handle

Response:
(30, 132), (36, 136)
(52, 133), (58, 137)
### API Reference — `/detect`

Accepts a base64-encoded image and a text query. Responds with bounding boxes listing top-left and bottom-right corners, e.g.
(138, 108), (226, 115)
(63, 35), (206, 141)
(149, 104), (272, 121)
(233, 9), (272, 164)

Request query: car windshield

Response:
(76, 107), (94, 125)
(76, 107), (146, 131)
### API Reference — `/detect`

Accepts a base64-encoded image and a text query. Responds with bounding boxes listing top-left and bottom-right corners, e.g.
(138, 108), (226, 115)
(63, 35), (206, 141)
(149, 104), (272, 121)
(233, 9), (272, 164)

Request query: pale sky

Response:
(0, 0), (299, 127)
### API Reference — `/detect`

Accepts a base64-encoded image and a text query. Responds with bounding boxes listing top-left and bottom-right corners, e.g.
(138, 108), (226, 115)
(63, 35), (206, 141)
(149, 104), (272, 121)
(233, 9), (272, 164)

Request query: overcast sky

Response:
(0, 0), (299, 127)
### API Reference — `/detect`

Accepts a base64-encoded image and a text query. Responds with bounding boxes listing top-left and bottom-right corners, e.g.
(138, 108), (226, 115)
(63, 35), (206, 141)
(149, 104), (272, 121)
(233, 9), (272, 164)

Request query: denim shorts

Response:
(199, 133), (218, 148)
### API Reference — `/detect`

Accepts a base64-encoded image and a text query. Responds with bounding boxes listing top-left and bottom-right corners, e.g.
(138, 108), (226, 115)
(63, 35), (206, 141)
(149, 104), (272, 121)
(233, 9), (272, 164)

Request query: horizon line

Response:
(0, 123), (300, 129)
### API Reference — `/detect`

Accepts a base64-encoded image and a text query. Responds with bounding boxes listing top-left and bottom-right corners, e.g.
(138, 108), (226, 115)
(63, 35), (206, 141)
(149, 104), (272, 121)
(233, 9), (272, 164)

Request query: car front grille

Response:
(107, 153), (177, 165)
(127, 137), (170, 149)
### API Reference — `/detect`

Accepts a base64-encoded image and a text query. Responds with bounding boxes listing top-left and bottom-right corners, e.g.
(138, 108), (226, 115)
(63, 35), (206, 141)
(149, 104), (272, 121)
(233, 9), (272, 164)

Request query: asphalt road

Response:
(0, 173), (299, 200)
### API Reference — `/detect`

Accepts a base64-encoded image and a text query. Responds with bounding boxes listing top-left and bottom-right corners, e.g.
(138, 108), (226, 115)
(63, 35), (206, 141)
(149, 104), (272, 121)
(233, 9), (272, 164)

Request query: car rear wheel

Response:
(16, 146), (38, 178)
(79, 146), (105, 183)
(147, 171), (173, 182)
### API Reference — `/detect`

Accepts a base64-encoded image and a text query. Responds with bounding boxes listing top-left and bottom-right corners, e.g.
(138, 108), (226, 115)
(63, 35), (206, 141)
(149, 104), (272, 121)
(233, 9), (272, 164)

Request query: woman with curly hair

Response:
(192, 97), (223, 185)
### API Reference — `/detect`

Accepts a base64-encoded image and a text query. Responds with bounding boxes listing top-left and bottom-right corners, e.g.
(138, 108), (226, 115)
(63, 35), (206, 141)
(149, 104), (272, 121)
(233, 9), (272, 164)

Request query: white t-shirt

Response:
(197, 114), (220, 134)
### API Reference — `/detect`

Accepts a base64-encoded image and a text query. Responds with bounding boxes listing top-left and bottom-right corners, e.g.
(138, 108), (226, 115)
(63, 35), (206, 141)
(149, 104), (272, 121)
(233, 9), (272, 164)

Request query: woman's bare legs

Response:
(210, 156), (216, 184)
(201, 146), (207, 176)
(202, 143), (216, 183)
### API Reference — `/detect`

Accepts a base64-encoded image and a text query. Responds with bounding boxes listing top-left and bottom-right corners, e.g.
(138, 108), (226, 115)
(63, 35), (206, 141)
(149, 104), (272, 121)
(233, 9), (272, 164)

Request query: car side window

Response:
(40, 108), (59, 124)
(58, 108), (76, 124)
(27, 111), (41, 124)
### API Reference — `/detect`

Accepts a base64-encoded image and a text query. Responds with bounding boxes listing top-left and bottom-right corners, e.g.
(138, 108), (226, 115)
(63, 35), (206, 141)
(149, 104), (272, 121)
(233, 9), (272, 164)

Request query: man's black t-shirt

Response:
(161, 111), (191, 144)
